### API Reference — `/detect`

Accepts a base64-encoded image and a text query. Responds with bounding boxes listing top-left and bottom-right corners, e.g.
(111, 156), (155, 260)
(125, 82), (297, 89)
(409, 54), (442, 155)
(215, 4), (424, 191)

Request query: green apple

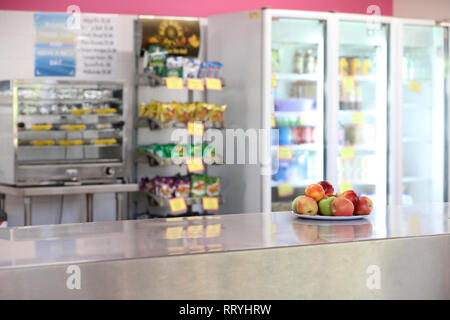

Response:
(292, 195), (303, 213)
(318, 196), (336, 216)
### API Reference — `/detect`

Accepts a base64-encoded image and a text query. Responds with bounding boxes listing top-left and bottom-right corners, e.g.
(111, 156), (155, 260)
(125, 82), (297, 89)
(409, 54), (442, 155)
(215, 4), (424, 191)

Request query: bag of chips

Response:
(174, 175), (191, 198)
(190, 173), (206, 198)
(208, 104), (226, 122)
(158, 103), (175, 122)
(159, 176), (175, 199)
(174, 102), (195, 122)
(194, 102), (211, 121)
(206, 176), (220, 197)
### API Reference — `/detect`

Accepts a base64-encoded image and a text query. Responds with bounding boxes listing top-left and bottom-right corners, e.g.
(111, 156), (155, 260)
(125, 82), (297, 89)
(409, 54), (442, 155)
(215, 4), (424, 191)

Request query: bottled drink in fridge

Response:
(293, 49), (304, 74)
(304, 49), (315, 73)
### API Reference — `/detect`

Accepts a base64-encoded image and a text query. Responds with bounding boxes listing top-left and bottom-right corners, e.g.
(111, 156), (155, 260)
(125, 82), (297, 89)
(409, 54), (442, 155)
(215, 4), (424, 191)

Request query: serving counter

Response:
(0, 203), (448, 299)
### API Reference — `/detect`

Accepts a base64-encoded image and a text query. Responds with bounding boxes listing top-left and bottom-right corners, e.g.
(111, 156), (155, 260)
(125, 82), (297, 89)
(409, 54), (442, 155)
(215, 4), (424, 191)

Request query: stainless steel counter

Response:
(0, 203), (449, 299)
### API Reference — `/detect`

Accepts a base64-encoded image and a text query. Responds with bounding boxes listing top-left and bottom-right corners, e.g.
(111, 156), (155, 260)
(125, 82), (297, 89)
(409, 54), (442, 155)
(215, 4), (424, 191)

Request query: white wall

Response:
(0, 10), (136, 226)
(393, 0), (450, 21)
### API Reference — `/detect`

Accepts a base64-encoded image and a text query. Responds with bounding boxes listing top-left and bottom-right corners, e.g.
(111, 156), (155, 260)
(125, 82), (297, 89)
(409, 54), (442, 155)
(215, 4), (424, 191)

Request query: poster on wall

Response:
(34, 13), (77, 77)
(77, 14), (118, 77)
(34, 12), (119, 77)
(140, 17), (200, 57)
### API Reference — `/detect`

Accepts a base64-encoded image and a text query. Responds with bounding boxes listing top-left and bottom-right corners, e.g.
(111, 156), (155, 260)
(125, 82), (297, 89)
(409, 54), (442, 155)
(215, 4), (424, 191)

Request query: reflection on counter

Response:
(0, 204), (448, 269)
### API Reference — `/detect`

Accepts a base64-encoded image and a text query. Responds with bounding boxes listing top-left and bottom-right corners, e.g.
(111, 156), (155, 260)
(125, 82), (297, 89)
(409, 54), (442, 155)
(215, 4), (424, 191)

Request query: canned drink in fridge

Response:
(303, 126), (315, 144)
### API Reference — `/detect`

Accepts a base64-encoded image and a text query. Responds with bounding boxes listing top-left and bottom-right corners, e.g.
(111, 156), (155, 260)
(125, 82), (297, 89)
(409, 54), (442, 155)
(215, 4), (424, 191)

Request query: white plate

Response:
(292, 211), (368, 221)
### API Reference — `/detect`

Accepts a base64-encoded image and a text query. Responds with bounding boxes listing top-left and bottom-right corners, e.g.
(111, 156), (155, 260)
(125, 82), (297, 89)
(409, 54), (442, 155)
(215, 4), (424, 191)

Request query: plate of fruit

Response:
(292, 181), (373, 220)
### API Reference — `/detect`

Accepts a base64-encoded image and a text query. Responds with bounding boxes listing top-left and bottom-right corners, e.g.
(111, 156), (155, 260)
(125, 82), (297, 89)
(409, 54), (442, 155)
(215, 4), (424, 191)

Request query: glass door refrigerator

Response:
(398, 22), (447, 205)
(207, 9), (328, 214)
(270, 16), (325, 211)
(333, 17), (390, 209)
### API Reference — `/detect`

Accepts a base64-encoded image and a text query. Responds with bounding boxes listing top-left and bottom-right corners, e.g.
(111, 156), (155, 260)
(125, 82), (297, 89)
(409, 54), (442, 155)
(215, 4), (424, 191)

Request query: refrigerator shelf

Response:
(135, 117), (224, 131)
(402, 176), (432, 183)
(272, 144), (317, 151)
(338, 75), (377, 82)
(402, 137), (432, 143)
(403, 104), (432, 110)
(274, 73), (318, 82)
(339, 145), (377, 153)
(338, 109), (376, 116)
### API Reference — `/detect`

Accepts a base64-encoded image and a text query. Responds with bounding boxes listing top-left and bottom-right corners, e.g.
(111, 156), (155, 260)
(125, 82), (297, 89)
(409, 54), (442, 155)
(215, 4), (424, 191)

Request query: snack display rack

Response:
(134, 17), (226, 218)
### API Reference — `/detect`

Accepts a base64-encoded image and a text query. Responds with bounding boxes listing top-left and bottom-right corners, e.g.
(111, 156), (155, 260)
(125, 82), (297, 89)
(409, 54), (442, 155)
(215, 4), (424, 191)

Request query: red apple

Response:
(305, 184), (325, 202)
(318, 181), (335, 197)
(296, 196), (319, 215)
(331, 198), (354, 216)
(338, 190), (359, 210)
(355, 196), (373, 215)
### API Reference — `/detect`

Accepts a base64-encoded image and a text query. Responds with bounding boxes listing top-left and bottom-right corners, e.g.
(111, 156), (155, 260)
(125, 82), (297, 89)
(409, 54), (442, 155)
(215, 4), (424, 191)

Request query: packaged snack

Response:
(147, 100), (160, 118)
(212, 62), (223, 78)
(183, 58), (201, 78)
(166, 56), (184, 77)
(206, 176), (220, 197)
(189, 144), (203, 158)
(174, 175), (191, 198)
(190, 173), (206, 198)
(172, 144), (188, 159)
(198, 62), (209, 78)
(202, 144), (216, 158)
(208, 104), (226, 122)
(159, 176), (175, 199)
(174, 102), (195, 122)
(148, 45), (168, 76)
(194, 102), (210, 121)
(158, 103), (175, 122)
(151, 144), (164, 158)
(163, 143), (175, 159)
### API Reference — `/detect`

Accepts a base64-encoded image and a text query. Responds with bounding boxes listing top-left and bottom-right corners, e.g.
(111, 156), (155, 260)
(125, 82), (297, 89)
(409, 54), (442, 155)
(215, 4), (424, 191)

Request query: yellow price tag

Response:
(278, 183), (294, 198)
(342, 76), (355, 92)
(202, 197), (219, 211)
(205, 78), (222, 91)
(58, 140), (83, 146)
(71, 109), (92, 115)
(300, 113), (308, 125)
(408, 80), (421, 93)
(352, 112), (365, 124)
(32, 140), (55, 146)
(271, 114), (276, 128)
(93, 138), (117, 145)
(186, 157), (205, 173)
(187, 121), (204, 137)
(96, 108), (117, 114)
(271, 74), (277, 88)
(187, 78), (204, 91)
(166, 77), (184, 90)
(168, 197), (187, 214)
(341, 146), (355, 159)
(339, 183), (354, 193)
(165, 227), (183, 239)
(31, 124), (52, 131)
(64, 124), (86, 131)
(278, 146), (293, 160)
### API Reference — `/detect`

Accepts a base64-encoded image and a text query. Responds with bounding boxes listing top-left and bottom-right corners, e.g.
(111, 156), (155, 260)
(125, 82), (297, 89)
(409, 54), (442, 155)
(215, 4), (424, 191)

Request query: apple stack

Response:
(292, 181), (373, 216)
